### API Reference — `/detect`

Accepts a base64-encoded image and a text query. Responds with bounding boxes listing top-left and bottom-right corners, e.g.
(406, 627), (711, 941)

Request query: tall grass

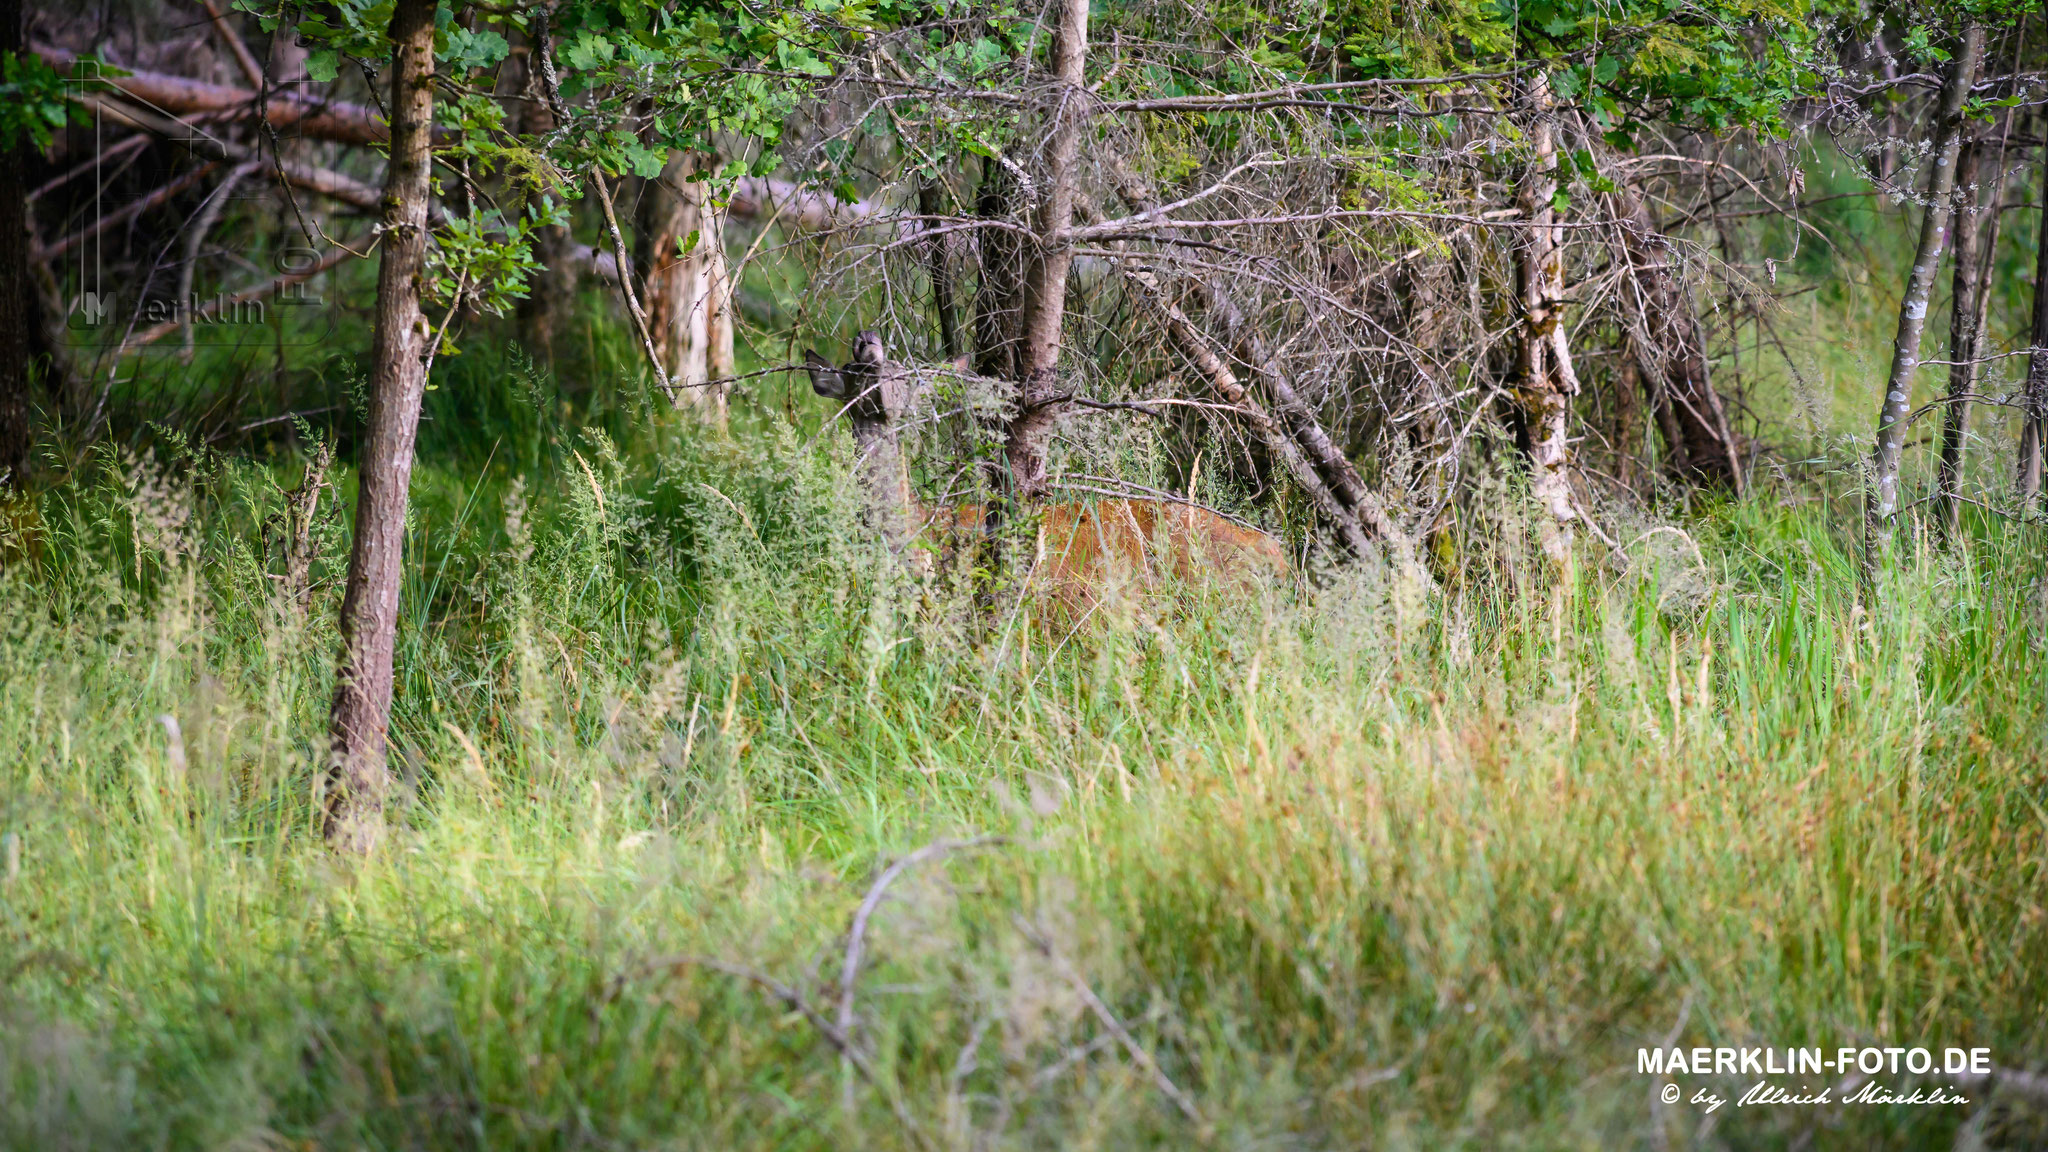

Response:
(1, 416), (2044, 1150)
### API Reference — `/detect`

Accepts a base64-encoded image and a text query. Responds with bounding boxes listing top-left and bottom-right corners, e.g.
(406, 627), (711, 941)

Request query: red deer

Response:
(805, 334), (1287, 607)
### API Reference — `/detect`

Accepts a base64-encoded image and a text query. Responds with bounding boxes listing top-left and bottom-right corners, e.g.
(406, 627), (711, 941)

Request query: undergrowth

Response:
(1, 424), (2046, 1151)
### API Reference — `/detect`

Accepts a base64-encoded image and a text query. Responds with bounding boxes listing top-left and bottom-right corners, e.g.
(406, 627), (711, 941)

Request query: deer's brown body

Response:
(807, 335), (1287, 605)
(915, 500), (1285, 604)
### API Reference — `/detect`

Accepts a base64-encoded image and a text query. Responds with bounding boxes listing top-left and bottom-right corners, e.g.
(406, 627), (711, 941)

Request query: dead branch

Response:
(34, 161), (221, 262)
(633, 953), (933, 1150)
(37, 44), (399, 147)
(835, 837), (1006, 1116)
(1009, 913), (1203, 1127)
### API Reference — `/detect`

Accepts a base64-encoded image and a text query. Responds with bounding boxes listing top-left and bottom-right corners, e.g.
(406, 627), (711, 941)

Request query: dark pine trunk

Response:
(2020, 109), (2048, 506)
(1616, 195), (1744, 493)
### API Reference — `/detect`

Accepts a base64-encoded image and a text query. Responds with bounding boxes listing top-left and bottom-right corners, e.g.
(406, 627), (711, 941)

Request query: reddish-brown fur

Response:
(915, 498), (1287, 608)
(803, 337), (1287, 608)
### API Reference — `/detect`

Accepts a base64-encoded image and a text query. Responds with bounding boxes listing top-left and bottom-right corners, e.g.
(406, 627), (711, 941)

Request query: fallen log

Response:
(78, 93), (386, 213)
(39, 48), (878, 235)
(36, 44), (396, 147)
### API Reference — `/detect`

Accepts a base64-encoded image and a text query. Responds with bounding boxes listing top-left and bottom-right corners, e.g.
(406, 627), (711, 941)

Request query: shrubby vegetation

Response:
(8, 0), (2048, 1146)
(3, 377), (2046, 1146)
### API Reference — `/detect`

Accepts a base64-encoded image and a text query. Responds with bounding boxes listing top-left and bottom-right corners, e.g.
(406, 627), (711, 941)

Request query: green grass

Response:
(2, 414), (2045, 1149)
(6, 158), (2048, 1149)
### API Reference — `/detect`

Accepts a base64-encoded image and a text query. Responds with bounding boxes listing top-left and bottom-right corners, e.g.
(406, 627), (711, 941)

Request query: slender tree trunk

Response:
(1937, 137), (2000, 540)
(0, 0), (32, 488)
(325, 0), (437, 855)
(1514, 74), (1581, 560)
(971, 156), (1023, 382)
(919, 179), (961, 360)
(513, 41), (576, 368)
(1614, 191), (1744, 492)
(1001, 0), (1088, 500)
(1866, 23), (1982, 580)
(2020, 114), (2048, 506)
(640, 153), (735, 422)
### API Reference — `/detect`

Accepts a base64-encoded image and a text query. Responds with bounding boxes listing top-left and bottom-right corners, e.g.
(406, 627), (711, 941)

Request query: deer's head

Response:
(804, 331), (905, 449)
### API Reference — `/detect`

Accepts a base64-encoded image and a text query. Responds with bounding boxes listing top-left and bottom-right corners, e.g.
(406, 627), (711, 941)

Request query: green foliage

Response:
(1512, 0), (1820, 136)
(0, 50), (84, 151)
(236, 0), (865, 357)
(424, 200), (561, 318)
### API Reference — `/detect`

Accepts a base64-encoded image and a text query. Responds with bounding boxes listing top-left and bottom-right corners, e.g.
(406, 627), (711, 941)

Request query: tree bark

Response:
(325, 0), (437, 855)
(1866, 23), (1981, 579)
(1001, 0), (1088, 500)
(0, 0), (33, 488)
(2020, 108), (2048, 506)
(639, 152), (734, 421)
(971, 156), (1023, 381)
(919, 179), (961, 360)
(1613, 339), (1643, 491)
(512, 40), (576, 368)
(1614, 192), (1744, 493)
(1513, 74), (1581, 561)
(1937, 137), (2000, 540)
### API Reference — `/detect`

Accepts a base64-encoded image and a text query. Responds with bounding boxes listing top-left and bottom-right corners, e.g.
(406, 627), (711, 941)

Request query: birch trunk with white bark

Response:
(1865, 23), (1981, 579)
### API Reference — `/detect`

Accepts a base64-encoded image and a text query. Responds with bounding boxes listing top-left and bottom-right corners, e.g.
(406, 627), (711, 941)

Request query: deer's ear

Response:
(946, 354), (971, 373)
(803, 350), (844, 399)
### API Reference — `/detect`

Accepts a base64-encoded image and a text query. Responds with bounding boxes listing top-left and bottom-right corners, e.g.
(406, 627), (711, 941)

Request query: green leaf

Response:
(625, 143), (668, 179)
(306, 49), (340, 83)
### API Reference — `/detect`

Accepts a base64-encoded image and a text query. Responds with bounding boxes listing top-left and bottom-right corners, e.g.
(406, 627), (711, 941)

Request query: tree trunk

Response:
(971, 156), (1023, 381)
(1513, 74), (1581, 561)
(639, 152), (734, 421)
(0, 0), (32, 489)
(919, 179), (962, 360)
(1937, 137), (2000, 540)
(1866, 23), (1981, 580)
(325, 0), (437, 855)
(1001, 0), (1088, 500)
(512, 41), (576, 368)
(2020, 111), (2048, 506)
(1613, 340), (1643, 491)
(1615, 192), (1744, 492)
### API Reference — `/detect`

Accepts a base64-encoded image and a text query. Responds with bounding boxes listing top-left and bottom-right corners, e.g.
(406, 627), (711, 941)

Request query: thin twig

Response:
(629, 954), (933, 1150)
(836, 836), (1008, 1111)
(1010, 914), (1204, 1126)
(531, 8), (675, 402)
